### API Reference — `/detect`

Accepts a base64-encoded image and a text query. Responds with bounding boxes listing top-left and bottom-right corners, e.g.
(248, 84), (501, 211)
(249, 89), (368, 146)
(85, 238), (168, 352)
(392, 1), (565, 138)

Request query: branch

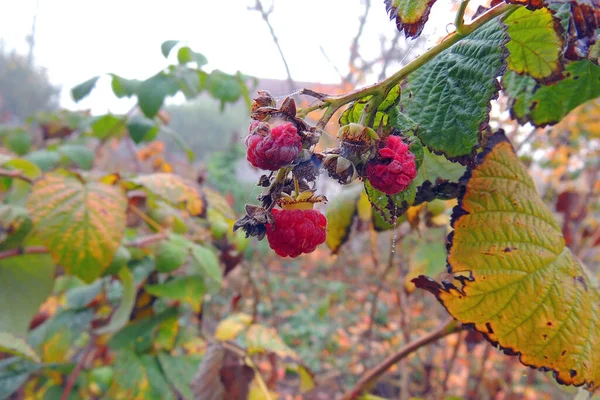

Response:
(249, 0), (295, 92)
(125, 232), (168, 248)
(0, 246), (47, 260)
(0, 169), (34, 184)
(61, 343), (96, 400)
(454, 0), (471, 35)
(297, 2), (518, 129)
(341, 318), (462, 400)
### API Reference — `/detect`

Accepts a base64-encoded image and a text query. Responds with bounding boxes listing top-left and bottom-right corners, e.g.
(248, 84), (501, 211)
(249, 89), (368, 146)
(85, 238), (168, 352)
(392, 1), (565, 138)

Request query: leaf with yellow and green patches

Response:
(214, 313), (253, 341)
(384, 0), (438, 39)
(245, 324), (299, 362)
(505, 7), (564, 83)
(27, 172), (127, 282)
(129, 173), (206, 217)
(325, 185), (364, 254)
(415, 132), (600, 390)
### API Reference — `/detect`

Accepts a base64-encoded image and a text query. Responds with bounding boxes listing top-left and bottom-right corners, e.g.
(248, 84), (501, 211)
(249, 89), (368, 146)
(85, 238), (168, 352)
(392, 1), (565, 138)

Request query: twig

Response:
(441, 331), (464, 395)
(472, 344), (492, 398)
(297, 2), (518, 131)
(126, 232), (168, 248)
(61, 343), (96, 400)
(129, 204), (163, 232)
(365, 231), (399, 340)
(320, 45), (349, 85)
(249, 0), (294, 92)
(341, 318), (462, 400)
(0, 246), (47, 260)
(345, 0), (371, 86)
(0, 169), (34, 184)
(377, 30), (402, 81)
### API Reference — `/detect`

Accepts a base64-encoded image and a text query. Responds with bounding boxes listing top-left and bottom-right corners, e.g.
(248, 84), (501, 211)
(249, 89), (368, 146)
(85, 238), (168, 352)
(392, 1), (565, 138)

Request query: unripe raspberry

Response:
(246, 122), (302, 171)
(266, 208), (327, 258)
(366, 135), (417, 195)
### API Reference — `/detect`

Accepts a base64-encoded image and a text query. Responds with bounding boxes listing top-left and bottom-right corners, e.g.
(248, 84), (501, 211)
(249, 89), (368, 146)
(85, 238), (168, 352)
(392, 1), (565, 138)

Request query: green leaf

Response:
(419, 148), (466, 183)
(384, 0), (439, 39)
(161, 40), (180, 58)
(325, 185), (362, 254)
(189, 244), (222, 291)
(0, 205), (32, 250)
(111, 74), (141, 98)
(107, 350), (174, 400)
(57, 144), (94, 170)
(95, 267), (135, 334)
(145, 276), (204, 312)
(0, 358), (41, 399)
(155, 234), (190, 273)
(400, 19), (507, 158)
(415, 132), (600, 390)
(91, 114), (125, 139)
(1, 158), (42, 205)
(5, 130), (32, 156)
(71, 76), (100, 102)
(34, 309), (94, 363)
(206, 70), (242, 105)
(365, 177), (418, 225)
(339, 85), (400, 129)
(130, 173), (206, 217)
(0, 253), (55, 336)
(25, 150), (60, 172)
(157, 352), (199, 400)
(504, 60), (600, 126)
(65, 279), (103, 309)
(109, 307), (178, 352)
(27, 172), (128, 283)
(128, 115), (159, 144)
(103, 245), (132, 276)
(137, 73), (179, 119)
(505, 7), (563, 82)
(0, 333), (40, 362)
(177, 47), (208, 67)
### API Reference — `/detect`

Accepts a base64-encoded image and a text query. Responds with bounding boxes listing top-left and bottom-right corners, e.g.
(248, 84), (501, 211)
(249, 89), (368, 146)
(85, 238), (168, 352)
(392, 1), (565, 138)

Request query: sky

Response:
(0, 0), (477, 114)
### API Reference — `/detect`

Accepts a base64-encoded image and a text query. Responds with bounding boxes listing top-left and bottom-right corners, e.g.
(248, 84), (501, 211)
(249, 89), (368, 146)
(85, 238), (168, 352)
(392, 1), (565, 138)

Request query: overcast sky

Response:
(1, 0), (484, 114)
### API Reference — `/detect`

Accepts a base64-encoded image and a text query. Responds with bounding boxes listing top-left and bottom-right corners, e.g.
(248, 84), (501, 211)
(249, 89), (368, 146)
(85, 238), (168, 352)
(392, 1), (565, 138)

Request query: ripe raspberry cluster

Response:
(366, 135), (417, 195)
(266, 208), (327, 258)
(246, 122), (302, 171)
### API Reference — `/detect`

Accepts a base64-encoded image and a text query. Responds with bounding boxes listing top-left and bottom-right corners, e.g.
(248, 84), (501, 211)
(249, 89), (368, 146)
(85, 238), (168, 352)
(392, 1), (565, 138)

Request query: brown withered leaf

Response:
(384, 0), (439, 39)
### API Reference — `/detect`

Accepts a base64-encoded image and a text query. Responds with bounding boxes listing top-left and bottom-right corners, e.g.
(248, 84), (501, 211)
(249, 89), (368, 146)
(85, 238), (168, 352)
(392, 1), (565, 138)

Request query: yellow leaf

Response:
(214, 313), (253, 341)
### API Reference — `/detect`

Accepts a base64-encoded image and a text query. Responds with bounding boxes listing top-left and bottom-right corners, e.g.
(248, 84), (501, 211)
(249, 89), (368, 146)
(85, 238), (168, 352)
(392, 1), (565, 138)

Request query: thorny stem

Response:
(298, 2), (517, 129)
(341, 318), (462, 400)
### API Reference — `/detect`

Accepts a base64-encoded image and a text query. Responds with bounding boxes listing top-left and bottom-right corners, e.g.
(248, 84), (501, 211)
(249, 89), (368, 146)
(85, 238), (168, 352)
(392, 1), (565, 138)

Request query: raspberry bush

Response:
(0, 1), (599, 399)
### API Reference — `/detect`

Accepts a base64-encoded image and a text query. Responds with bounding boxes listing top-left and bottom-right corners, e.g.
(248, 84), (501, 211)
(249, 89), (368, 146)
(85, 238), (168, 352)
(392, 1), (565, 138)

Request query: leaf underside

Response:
(400, 18), (508, 159)
(415, 132), (600, 390)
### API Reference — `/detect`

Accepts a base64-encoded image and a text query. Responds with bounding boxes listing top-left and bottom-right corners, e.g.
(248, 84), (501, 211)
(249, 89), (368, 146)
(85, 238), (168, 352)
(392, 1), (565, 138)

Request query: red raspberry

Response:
(246, 122), (302, 171)
(266, 208), (327, 258)
(366, 135), (417, 195)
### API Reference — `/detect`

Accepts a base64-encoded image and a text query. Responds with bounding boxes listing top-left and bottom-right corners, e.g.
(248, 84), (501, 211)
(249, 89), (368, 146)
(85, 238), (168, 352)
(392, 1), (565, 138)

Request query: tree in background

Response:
(0, 44), (59, 123)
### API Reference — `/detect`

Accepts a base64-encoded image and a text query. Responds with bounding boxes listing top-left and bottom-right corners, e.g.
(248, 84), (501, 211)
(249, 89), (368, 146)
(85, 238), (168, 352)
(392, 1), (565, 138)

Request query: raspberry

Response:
(366, 135), (417, 195)
(246, 122), (302, 171)
(266, 208), (327, 258)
